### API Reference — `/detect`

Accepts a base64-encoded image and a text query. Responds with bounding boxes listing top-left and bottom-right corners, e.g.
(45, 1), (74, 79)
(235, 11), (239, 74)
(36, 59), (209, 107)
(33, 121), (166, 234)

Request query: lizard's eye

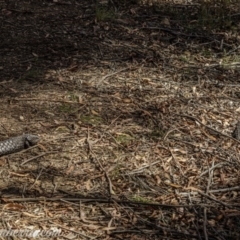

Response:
(24, 138), (31, 148)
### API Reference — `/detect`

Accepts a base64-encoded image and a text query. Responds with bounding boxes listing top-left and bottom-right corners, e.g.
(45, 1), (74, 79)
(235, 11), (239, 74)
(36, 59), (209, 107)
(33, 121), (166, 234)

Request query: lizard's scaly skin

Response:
(232, 122), (240, 140)
(0, 134), (40, 156)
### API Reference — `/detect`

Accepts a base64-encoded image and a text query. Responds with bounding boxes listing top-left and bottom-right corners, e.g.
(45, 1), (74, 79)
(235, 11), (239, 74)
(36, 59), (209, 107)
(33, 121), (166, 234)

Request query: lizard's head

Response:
(24, 134), (40, 147)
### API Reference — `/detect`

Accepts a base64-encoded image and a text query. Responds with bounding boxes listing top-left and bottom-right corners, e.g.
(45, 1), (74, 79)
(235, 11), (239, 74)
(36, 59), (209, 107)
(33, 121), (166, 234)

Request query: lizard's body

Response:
(0, 134), (40, 156)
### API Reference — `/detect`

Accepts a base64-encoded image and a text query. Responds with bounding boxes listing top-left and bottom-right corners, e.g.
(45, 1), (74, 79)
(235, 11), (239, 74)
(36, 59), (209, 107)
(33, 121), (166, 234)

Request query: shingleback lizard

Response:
(0, 134), (40, 156)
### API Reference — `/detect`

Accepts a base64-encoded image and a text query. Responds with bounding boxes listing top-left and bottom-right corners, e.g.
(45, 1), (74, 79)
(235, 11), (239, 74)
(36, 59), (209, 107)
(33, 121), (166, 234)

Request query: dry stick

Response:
(29, 167), (43, 190)
(206, 160), (215, 194)
(6, 197), (212, 208)
(159, 144), (186, 178)
(21, 153), (46, 165)
(96, 67), (129, 87)
(196, 190), (228, 207)
(0, 123), (9, 135)
(200, 162), (229, 177)
(96, 202), (112, 218)
(21, 151), (57, 165)
(106, 218), (115, 235)
(9, 172), (28, 177)
(203, 161), (214, 240)
(163, 127), (181, 141)
(110, 198), (135, 226)
(79, 200), (82, 220)
(15, 98), (83, 104)
(203, 208), (208, 240)
(49, 221), (94, 240)
(192, 218), (203, 240)
(97, 44), (103, 58)
(105, 170), (114, 196)
(6, 8), (34, 13)
(109, 114), (122, 127)
(113, 210), (200, 238)
(52, 177), (58, 195)
(86, 127), (92, 154)
(110, 229), (198, 238)
(105, 132), (124, 148)
(168, 147), (186, 178)
(209, 186), (240, 193)
(110, 229), (154, 235)
(125, 160), (161, 175)
(95, 156), (114, 196)
(179, 114), (240, 144)
(86, 128), (114, 196)
(226, 45), (240, 56)
(188, 62), (240, 69)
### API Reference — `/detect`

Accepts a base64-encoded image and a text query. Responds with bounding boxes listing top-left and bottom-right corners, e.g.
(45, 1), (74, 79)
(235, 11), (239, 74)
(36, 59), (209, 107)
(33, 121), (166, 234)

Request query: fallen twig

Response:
(203, 208), (208, 240)
(95, 67), (130, 87)
(21, 151), (57, 165)
(49, 221), (94, 240)
(4, 197), (214, 208)
(209, 186), (240, 193)
(179, 114), (240, 144)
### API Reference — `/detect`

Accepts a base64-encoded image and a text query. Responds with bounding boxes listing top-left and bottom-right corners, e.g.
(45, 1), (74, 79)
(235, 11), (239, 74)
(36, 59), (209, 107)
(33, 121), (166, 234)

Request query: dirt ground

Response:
(0, 0), (240, 239)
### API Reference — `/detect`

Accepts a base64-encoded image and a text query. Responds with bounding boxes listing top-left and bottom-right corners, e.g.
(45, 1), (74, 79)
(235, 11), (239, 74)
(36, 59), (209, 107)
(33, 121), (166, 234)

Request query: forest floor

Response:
(0, 0), (240, 239)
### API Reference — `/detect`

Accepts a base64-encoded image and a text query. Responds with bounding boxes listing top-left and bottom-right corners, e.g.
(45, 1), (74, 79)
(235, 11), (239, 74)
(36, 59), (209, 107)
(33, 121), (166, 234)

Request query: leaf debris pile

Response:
(0, 0), (240, 239)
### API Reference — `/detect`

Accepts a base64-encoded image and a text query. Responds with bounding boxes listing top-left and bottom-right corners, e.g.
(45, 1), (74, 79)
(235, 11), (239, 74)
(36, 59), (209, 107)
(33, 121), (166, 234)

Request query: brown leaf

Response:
(161, 17), (171, 26)
(82, 223), (100, 230)
(123, 98), (132, 103)
(91, 109), (99, 116)
(65, 165), (74, 175)
(9, 172), (29, 177)
(9, 88), (18, 93)
(4, 203), (25, 211)
(85, 179), (92, 190)
(22, 212), (40, 218)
